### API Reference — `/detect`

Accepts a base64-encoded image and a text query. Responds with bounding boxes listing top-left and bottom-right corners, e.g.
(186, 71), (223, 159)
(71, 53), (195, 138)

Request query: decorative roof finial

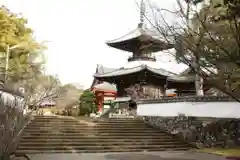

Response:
(138, 0), (145, 28)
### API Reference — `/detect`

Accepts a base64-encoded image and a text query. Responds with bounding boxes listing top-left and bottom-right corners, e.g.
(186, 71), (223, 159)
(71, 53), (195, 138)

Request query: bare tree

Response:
(0, 6), (65, 159)
(0, 72), (63, 159)
(141, 0), (240, 100)
(54, 83), (82, 114)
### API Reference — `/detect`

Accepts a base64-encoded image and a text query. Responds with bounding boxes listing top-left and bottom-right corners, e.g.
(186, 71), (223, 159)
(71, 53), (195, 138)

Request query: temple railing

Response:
(127, 55), (156, 62)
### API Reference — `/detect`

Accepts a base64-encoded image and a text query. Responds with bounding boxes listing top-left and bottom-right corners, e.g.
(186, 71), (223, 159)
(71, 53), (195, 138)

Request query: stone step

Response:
(32, 119), (135, 123)
(28, 123), (146, 127)
(24, 125), (154, 129)
(16, 147), (190, 153)
(22, 132), (169, 136)
(32, 119), (141, 122)
(23, 127), (162, 130)
(30, 121), (147, 126)
(30, 121), (145, 125)
(23, 130), (167, 134)
(17, 144), (191, 151)
(29, 121), (146, 125)
(18, 141), (185, 147)
(20, 138), (181, 142)
(24, 128), (155, 132)
(94, 120), (141, 122)
(26, 125), (148, 129)
(19, 116), (193, 153)
(34, 116), (137, 120)
(33, 116), (139, 120)
(21, 135), (174, 139)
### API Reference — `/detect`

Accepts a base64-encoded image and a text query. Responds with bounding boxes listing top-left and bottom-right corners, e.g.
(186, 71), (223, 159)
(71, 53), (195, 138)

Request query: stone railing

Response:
(141, 116), (240, 148)
(137, 95), (236, 104)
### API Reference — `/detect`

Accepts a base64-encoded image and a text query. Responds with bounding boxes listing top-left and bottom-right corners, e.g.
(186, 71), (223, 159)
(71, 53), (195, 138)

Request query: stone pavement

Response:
(27, 151), (227, 160)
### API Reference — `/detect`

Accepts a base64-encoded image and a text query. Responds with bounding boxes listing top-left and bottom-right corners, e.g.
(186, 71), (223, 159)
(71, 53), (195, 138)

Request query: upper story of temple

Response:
(91, 0), (204, 97)
(105, 0), (173, 63)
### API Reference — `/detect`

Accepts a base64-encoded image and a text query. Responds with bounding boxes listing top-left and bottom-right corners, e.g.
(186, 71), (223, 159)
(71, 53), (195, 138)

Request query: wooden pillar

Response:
(117, 82), (125, 97)
(97, 92), (104, 113)
(164, 79), (168, 96)
(179, 89), (182, 96)
(158, 88), (161, 98)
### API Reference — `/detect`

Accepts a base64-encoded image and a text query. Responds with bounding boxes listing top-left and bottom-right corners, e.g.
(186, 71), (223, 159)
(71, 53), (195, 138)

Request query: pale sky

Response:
(2, 0), (187, 88)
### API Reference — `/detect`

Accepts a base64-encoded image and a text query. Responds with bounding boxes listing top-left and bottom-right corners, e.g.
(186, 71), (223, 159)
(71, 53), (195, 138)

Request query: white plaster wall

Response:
(137, 102), (240, 118)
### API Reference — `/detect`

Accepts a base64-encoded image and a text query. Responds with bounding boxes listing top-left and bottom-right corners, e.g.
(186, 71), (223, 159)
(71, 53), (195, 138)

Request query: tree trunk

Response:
(185, 1), (204, 96)
(195, 72), (204, 96)
(194, 54), (204, 96)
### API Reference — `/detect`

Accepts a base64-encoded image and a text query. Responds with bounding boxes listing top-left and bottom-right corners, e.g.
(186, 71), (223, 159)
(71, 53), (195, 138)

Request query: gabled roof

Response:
(91, 65), (117, 88)
(94, 82), (117, 92)
(167, 75), (195, 82)
(166, 66), (218, 83)
(94, 61), (176, 78)
(106, 26), (173, 52)
(96, 65), (117, 74)
(179, 67), (194, 75)
(167, 67), (195, 82)
(179, 66), (218, 76)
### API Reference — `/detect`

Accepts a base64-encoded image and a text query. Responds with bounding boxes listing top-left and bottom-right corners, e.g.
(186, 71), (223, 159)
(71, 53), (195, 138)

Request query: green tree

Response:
(0, 7), (59, 158)
(0, 6), (46, 83)
(79, 89), (97, 116)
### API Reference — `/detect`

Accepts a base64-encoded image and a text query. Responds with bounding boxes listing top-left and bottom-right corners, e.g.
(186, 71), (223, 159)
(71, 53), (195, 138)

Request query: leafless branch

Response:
(140, 0), (240, 101)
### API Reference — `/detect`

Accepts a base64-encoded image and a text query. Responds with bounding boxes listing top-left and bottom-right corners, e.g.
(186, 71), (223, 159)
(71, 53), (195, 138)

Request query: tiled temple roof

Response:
(94, 61), (176, 78)
(91, 65), (117, 89)
(167, 75), (195, 82)
(94, 82), (117, 92)
(106, 26), (173, 52)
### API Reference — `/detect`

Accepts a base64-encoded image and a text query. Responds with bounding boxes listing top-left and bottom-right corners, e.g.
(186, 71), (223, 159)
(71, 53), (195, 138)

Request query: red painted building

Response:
(92, 82), (117, 113)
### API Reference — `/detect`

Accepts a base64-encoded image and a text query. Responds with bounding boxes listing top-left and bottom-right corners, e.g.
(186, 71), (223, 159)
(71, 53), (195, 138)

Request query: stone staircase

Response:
(17, 116), (193, 153)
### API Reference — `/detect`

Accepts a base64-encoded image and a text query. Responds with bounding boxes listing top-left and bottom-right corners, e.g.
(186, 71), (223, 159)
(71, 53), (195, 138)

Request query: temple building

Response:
(90, 0), (238, 120)
(91, 1), (199, 100)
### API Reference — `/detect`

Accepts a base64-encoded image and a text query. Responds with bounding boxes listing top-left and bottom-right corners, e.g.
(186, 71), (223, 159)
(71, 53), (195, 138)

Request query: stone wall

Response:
(142, 116), (240, 148)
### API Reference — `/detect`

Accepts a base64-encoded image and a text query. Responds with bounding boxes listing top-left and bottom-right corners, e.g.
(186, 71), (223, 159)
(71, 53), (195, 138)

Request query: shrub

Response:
(79, 89), (97, 116)
(0, 94), (31, 159)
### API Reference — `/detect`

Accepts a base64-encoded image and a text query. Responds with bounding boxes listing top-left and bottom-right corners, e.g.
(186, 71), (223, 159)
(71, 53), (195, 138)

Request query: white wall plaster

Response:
(137, 102), (240, 118)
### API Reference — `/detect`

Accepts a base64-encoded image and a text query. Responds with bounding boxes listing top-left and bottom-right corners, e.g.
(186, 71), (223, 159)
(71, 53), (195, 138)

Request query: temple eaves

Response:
(105, 0), (174, 53)
(94, 63), (176, 78)
(105, 26), (174, 53)
(167, 75), (195, 83)
(93, 82), (117, 92)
